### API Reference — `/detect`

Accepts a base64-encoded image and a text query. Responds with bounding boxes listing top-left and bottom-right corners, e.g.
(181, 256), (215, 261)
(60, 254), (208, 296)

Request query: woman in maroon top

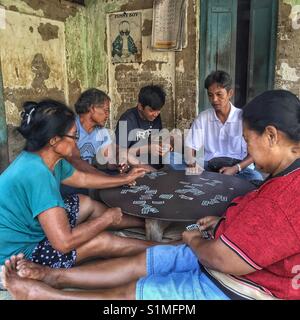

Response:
(2, 90), (300, 300)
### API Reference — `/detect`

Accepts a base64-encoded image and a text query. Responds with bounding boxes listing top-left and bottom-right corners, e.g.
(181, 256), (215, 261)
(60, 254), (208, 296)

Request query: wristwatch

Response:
(236, 163), (242, 172)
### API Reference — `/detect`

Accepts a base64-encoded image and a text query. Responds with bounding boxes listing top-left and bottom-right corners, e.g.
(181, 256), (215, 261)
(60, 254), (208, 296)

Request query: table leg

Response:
(145, 219), (171, 242)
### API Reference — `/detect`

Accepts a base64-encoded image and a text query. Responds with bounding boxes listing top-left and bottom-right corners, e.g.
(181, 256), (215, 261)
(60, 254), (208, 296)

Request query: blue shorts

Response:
(136, 244), (230, 300)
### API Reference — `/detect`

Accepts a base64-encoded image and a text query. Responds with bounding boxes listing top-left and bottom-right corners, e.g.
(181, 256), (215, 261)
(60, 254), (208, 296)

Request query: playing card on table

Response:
(145, 190), (157, 194)
(179, 194), (194, 200)
(140, 195), (153, 200)
(152, 201), (165, 205)
(179, 181), (190, 185)
(159, 194), (174, 200)
(133, 201), (146, 205)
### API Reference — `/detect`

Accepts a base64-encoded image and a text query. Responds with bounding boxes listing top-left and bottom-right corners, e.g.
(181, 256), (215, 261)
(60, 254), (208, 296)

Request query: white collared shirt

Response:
(185, 103), (248, 161)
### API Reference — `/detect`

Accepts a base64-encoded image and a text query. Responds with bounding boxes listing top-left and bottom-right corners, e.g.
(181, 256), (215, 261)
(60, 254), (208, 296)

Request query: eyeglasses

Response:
(94, 107), (110, 115)
(62, 133), (79, 141)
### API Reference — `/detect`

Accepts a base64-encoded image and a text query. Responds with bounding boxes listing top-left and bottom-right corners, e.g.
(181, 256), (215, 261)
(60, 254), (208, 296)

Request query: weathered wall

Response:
(82, 0), (199, 131)
(84, 0), (178, 130)
(108, 9), (175, 130)
(2, 0), (298, 164)
(0, 0), (199, 161)
(0, 0), (84, 160)
(175, 0), (198, 130)
(65, 8), (88, 107)
(275, 0), (300, 96)
(0, 9), (68, 158)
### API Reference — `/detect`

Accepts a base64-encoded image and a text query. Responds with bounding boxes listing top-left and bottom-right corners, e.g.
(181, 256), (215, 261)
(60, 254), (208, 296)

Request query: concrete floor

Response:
(0, 222), (186, 300)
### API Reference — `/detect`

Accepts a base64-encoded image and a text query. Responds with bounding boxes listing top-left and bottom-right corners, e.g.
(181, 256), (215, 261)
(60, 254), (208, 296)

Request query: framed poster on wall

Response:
(108, 11), (142, 63)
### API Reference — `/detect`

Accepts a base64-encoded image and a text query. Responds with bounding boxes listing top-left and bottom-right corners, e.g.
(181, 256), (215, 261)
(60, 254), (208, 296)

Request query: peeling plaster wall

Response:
(65, 8), (89, 107)
(84, 0), (191, 131)
(0, 0), (198, 161)
(0, 0), (83, 161)
(275, 0), (300, 96)
(83, 0), (173, 129)
(0, 8), (69, 159)
(0, 0), (88, 108)
(3, 0), (299, 163)
(175, 0), (198, 130)
(0, 0), (80, 21)
(108, 9), (175, 130)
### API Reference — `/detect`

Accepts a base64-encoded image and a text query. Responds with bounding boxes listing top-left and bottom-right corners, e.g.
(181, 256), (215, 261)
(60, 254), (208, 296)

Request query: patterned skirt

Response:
(29, 194), (79, 269)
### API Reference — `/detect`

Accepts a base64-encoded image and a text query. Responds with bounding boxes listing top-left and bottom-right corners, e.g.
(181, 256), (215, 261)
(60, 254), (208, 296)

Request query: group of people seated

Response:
(1, 70), (300, 300)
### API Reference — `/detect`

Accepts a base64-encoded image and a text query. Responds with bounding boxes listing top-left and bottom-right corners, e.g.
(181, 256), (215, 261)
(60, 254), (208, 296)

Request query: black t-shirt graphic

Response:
(115, 107), (163, 168)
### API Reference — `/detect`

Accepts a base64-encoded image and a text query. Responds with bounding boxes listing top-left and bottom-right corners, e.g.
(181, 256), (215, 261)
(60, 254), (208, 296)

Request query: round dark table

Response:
(99, 170), (256, 241)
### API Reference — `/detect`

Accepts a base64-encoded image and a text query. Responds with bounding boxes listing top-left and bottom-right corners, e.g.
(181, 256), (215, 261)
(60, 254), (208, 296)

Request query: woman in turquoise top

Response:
(0, 99), (153, 269)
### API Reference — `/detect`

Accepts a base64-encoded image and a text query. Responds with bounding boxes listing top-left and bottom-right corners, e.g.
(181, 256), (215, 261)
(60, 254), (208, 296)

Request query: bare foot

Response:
(16, 259), (60, 288)
(2, 262), (61, 300)
(4, 253), (24, 272)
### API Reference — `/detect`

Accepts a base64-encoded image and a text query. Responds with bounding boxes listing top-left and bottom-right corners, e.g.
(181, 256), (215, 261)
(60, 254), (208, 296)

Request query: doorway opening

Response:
(199, 0), (278, 110)
(235, 0), (250, 108)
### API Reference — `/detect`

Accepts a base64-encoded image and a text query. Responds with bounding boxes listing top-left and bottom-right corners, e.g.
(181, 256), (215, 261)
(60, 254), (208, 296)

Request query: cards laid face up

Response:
(119, 171), (230, 214)
(159, 194), (174, 200)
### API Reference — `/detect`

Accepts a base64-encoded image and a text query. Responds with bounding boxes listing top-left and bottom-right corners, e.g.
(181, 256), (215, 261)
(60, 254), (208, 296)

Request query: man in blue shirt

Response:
(69, 89), (115, 172)
(61, 89), (119, 196)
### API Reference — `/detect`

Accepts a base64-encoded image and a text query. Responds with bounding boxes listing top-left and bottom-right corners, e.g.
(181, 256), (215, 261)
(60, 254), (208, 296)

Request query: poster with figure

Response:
(108, 11), (142, 63)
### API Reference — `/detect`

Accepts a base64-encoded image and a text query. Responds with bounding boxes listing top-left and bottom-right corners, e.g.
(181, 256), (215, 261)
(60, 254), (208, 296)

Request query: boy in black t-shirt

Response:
(115, 85), (169, 171)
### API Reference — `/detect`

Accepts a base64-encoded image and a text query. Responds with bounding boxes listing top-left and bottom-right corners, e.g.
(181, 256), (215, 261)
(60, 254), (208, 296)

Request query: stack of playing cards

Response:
(185, 224), (211, 239)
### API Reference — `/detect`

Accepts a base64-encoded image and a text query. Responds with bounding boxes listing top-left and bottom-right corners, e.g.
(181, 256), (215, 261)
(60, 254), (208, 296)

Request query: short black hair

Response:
(138, 85), (166, 110)
(75, 88), (110, 114)
(204, 70), (232, 91)
(18, 99), (75, 152)
(243, 90), (300, 142)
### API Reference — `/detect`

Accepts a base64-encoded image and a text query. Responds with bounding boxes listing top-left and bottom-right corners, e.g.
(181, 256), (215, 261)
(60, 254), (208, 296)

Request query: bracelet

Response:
(236, 163), (242, 172)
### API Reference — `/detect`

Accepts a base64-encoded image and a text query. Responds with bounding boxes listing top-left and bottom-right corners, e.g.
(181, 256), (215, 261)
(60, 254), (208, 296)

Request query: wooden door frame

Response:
(199, 0), (208, 113)
(199, 0), (278, 112)
(199, 0), (237, 112)
(247, 0), (278, 102)
(0, 59), (9, 172)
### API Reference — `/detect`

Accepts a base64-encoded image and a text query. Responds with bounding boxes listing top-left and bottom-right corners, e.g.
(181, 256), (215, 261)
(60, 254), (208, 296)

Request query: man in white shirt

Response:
(184, 70), (263, 181)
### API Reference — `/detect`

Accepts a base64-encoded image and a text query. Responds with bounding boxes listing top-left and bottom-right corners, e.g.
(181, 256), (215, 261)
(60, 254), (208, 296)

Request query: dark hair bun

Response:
(21, 101), (38, 126)
(17, 99), (75, 151)
(22, 101), (38, 114)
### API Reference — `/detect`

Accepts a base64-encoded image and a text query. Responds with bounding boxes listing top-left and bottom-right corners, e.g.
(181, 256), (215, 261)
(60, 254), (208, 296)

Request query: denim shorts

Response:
(29, 195), (79, 269)
(136, 244), (230, 300)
